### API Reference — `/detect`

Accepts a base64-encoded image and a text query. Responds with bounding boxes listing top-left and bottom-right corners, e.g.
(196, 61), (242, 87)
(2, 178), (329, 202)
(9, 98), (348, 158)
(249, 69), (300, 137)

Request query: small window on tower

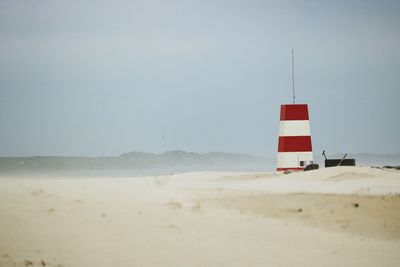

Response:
(300, 161), (306, 167)
(309, 161), (313, 164)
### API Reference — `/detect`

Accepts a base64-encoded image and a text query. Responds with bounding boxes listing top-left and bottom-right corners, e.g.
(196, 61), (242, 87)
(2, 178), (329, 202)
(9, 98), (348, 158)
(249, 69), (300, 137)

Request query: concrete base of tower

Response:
(277, 167), (305, 172)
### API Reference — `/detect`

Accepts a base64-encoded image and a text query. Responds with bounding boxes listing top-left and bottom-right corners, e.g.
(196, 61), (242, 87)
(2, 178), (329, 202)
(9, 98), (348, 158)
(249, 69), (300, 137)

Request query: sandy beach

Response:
(1, 166), (400, 267)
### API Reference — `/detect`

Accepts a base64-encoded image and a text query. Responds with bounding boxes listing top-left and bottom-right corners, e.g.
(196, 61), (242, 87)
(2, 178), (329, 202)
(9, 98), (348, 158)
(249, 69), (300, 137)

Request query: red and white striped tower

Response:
(277, 104), (313, 171)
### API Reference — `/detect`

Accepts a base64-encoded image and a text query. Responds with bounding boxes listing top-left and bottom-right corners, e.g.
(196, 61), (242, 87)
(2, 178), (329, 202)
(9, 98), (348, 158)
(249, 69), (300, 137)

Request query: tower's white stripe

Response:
(277, 152), (314, 168)
(279, 120), (311, 137)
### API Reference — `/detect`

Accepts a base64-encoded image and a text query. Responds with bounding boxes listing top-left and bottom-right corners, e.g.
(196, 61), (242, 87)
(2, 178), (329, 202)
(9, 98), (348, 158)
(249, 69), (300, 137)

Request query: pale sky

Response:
(0, 0), (399, 157)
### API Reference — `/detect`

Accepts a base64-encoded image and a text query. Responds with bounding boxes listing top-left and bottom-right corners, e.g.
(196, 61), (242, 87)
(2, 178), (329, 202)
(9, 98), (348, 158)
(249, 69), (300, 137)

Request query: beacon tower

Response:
(277, 104), (313, 171)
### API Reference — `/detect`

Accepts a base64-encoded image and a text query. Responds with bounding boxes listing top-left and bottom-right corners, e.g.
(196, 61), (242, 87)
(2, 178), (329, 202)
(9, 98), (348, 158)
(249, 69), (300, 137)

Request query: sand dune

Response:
(0, 167), (399, 267)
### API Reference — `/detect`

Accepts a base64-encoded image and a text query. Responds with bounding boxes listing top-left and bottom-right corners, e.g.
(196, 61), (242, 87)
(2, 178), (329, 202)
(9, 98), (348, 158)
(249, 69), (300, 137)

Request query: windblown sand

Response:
(1, 167), (400, 267)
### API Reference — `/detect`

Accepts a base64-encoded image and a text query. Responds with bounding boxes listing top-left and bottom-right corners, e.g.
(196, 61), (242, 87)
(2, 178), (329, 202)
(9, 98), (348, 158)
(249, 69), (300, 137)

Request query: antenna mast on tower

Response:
(292, 49), (295, 104)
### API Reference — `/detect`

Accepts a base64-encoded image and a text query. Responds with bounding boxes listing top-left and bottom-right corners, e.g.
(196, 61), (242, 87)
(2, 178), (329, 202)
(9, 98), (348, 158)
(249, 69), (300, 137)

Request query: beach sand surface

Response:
(1, 166), (399, 267)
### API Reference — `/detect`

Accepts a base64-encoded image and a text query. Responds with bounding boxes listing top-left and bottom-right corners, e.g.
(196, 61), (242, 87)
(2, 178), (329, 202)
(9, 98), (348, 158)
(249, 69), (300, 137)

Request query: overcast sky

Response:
(0, 0), (399, 157)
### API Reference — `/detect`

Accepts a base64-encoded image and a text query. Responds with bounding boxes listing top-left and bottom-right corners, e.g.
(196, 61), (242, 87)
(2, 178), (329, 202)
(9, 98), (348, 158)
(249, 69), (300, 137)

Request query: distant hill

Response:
(0, 151), (398, 176)
(0, 151), (274, 176)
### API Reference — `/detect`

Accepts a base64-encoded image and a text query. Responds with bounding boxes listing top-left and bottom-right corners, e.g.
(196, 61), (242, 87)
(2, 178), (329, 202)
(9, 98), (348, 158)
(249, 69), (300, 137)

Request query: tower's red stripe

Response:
(278, 136), (312, 152)
(280, 104), (309, 121)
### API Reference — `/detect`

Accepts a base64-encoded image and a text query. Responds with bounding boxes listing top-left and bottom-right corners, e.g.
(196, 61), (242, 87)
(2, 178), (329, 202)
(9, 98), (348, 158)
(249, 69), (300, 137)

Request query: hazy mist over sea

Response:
(0, 151), (398, 177)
